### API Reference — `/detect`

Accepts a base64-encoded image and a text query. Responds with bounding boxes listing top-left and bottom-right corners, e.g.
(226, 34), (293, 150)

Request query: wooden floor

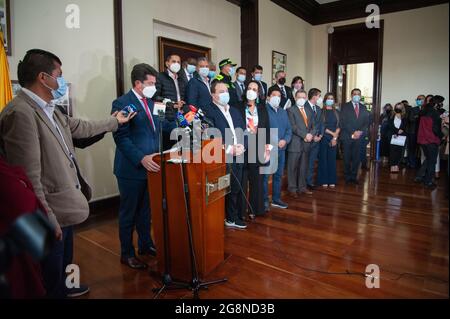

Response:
(75, 161), (449, 299)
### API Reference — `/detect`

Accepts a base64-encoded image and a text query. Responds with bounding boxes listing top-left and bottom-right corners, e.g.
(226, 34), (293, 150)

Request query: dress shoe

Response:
(425, 182), (437, 190)
(307, 184), (316, 190)
(138, 246), (157, 257)
(120, 257), (148, 270)
(299, 188), (313, 195)
(288, 191), (299, 199)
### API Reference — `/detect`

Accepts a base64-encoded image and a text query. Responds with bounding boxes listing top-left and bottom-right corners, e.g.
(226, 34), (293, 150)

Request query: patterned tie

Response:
(300, 107), (308, 127)
(142, 98), (156, 131)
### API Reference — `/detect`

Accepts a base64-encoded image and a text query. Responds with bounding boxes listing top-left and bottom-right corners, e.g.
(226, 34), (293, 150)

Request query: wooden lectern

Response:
(147, 139), (229, 282)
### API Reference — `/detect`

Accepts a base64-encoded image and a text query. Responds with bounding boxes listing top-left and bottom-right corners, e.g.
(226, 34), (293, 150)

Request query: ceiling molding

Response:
(268, 0), (449, 25)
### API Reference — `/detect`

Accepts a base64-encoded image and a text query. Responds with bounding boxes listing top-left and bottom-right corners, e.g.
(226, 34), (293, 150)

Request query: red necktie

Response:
(142, 98), (155, 131)
(354, 103), (360, 118)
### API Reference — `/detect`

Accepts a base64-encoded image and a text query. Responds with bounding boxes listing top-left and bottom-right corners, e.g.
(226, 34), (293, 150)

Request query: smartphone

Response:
(121, 104), (137, 116)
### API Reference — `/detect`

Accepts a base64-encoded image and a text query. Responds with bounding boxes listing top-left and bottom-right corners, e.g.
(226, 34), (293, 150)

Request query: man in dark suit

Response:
(185, 57), (212, 112)
(287, 90), (314, 197)
(269, 70), (294, 110)
(233, 66), (247, 105)
(112, 63), (175, 270)
(305, 88), (324, 189)
(205, 81), (247, 229)
(339, 88), (370, 185)
(251, 65), (268, 105)
(180, 57), (197, 84)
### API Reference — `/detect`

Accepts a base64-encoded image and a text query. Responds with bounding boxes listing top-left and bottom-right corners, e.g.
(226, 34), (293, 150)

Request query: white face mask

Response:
(169, 62), (181, 73)
(246, 90), (258, 101)
(269, 96), (281, 108)
(143, 85), (157, 99)
(296, 98), (307, 107)
(317, 97), (323, 105)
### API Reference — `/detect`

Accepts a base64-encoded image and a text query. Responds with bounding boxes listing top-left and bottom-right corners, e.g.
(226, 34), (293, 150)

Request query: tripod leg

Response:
(152, 285), (166, 299)
(198, 278), (228, 289)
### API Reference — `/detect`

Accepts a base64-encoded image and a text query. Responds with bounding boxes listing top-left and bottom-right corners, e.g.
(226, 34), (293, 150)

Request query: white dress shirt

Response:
(214, 102), (237, 154)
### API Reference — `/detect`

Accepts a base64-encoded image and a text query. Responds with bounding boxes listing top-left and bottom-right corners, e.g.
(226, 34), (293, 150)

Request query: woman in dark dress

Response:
(317, 93), (340, 188)
(388, 102), (408, 173)
(238, 81), (271, 219)
(380, 103), (393, 162)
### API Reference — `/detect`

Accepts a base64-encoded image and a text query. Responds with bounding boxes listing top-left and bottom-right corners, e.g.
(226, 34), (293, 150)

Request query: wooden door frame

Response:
(327, 21), (384, 159)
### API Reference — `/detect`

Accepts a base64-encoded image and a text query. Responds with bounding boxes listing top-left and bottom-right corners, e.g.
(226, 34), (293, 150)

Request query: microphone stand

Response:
(178, 121), (227, 299)
(152, 110), (191, 299)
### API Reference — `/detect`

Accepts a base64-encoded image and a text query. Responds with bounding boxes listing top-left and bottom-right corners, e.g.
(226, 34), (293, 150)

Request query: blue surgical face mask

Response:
(326, 99), (334, 107)
(229, 67), (236, 77)
(186, 64), (196, 74)
(44, 73), (68, 100)
(208, 71), (216, 79)
(254, 74), (263, 82)
(218, 92), (230, 106)
(237, 74), (246, 83)
(199, 67), (210, 78)
(416, 99), (423, 107)
(352, 95), (361, 104)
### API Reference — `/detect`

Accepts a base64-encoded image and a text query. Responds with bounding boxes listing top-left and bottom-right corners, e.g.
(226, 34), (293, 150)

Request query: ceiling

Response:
(227, 0), (449, 25)
(315, 0), (340, 4)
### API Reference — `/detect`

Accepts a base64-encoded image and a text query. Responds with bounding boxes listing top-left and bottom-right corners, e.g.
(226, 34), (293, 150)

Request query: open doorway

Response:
(336, 62), (374, 111)
(328, 22), (384, 159)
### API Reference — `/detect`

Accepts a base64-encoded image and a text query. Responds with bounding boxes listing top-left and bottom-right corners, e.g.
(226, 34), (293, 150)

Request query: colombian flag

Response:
(0, 29), (13, 112)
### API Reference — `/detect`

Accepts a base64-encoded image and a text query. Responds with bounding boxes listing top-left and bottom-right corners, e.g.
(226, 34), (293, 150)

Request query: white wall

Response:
(307, 4), (449, 109)
(7, 0), (118, 201)
(258, 0), (311, 86)
(122, 0), (241, 91)
(7, 0), (241, 201)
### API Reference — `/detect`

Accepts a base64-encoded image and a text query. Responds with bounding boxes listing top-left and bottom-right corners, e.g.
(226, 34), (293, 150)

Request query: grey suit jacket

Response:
(287, 105), (314, 153)
(0, 90), (118, 228)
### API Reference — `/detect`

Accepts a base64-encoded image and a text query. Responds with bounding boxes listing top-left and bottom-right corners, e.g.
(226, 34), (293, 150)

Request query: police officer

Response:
(214, 58), (240, 109)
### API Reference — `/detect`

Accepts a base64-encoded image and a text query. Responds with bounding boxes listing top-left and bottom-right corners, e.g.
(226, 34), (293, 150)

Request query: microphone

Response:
(186, 105), (214, 127)
(196, 108), (214, 127)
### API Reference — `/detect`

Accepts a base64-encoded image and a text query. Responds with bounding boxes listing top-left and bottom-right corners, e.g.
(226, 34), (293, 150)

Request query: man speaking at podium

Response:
(111, 63), (175, 270)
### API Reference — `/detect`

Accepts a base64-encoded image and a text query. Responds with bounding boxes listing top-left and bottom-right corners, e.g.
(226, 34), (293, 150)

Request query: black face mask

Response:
(394, 108), (402, 114)
(278, 78), (286, 86)
(386, 109), (392, 114)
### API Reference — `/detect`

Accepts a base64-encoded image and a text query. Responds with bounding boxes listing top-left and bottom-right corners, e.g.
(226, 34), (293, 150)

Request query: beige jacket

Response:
(0, 90), (118, 228)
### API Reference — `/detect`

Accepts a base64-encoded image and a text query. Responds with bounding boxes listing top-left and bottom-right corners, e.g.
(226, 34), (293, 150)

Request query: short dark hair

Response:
(268, 86), (281, 96)
(236, 67), (247, 74)
(17, 49), (62, 87)
(165, 53), (180, 62)
(295, 90), (307, 98)
(275, 70), (285, 78)
(351, 88), (362, 95)
(210, 80), (226, 94)
(252, 65), (263, 72)
(131, 63), (158, 87)
(308, 88), (321, 100)
(291, 76), (304, 87)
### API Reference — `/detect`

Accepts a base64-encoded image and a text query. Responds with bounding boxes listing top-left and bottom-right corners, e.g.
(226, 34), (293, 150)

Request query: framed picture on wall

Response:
(11, 80), (74, 117)
(272, 50), (287, 85)
(0, 0), (11, 56)
(158, 37), (211, 72)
